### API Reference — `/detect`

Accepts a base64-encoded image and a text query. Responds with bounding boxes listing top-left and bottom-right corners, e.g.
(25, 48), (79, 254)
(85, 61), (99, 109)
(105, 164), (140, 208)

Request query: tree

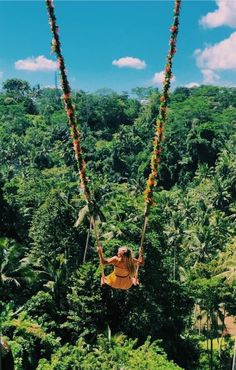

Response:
(37, 335), (183, 370)
(0, 237), (33, 302)
(191, 277), (233, 370)
(216, 238), (236, 285)
(2, 79), (30, 97)
(131, 86), (159, 100)
(2, 79), (37, 114)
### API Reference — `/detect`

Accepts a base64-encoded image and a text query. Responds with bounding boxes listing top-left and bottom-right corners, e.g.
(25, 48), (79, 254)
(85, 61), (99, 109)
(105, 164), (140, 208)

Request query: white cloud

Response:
(200, 0), (236, 29)
(201, 69), (220, 84)
(194, 32), (236, 71)
(196, 1), (236, 86)
(15, 55), (57, 71)
(112, 57), (146, 70)
(152, 70), (176, 86)
(185, 82), (200, 88)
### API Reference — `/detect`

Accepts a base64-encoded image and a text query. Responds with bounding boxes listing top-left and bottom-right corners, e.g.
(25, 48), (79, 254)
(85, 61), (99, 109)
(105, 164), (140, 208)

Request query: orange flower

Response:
(73, 139), (79, 154)
(170, 25), (177, 32)
(67, 108), (73, 116)
(148, 178), (155, 186)
(165, 65), (171, 73)
(64, 93), (70, 100)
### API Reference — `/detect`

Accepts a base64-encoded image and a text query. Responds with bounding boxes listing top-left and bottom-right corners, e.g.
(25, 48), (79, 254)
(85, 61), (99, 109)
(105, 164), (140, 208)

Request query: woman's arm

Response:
(97, 246), (119, 265)
(106, 256), (120, 265)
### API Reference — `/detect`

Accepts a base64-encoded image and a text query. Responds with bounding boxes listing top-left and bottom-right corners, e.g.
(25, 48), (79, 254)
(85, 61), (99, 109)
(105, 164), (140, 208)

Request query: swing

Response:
(45, 0), (182, 289)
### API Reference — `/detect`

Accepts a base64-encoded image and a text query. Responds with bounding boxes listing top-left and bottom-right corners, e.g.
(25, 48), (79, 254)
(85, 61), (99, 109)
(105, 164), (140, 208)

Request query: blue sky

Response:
(0, 0), (236, 92)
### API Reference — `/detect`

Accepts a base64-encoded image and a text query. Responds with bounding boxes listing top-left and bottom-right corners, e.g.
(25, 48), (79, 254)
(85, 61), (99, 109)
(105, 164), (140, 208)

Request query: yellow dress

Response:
(103, 266), (133, 290)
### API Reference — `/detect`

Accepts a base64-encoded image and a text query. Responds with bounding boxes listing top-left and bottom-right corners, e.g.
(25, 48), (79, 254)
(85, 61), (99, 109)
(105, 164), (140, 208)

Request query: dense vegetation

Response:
(0, 79), (235, 369)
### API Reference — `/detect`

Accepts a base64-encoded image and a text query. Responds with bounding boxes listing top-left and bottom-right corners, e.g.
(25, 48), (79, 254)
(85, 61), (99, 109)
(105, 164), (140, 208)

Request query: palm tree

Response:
(164, 214), (182, 280)
(193, 282), (228, 370)
(216, 238), (236, 284)
(0, 238), (34, 300)
(42, 254), (68, 309)
(21, 253), (68, 309)
(0, 238), (33, 294)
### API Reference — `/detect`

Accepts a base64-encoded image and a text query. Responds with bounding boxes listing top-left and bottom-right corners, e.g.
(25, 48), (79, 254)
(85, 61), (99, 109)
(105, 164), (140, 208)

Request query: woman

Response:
(97, 246), (144, 290)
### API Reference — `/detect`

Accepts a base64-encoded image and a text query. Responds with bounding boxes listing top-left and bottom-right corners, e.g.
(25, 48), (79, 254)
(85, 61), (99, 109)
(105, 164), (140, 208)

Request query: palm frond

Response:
(74, 205), (89, 227)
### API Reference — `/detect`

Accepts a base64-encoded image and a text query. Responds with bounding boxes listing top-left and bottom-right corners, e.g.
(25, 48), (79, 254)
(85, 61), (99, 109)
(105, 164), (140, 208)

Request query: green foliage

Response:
(2, 79), (30, 97)
(8, 314), (60, 370)
(36, 88), (63, 115)
(0, 83), (235, 369)
(24, 291), (59, 331)
(197, 337), (233, 370)
(66, 262), (105, 339)
(2, 78), (37, 114)
(0, 237), (34, 303)
(37, 335), (183, 370)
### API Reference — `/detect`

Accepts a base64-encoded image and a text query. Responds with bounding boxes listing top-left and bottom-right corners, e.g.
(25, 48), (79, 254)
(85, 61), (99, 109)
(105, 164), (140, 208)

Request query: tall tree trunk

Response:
(210, 312), (213, 370)
(173, 244), (176, 280)
(219, 307), (226, 370)
(210, 335), (213, 370)
(232, 336), (236, 370)
(207, 316), (210, 367)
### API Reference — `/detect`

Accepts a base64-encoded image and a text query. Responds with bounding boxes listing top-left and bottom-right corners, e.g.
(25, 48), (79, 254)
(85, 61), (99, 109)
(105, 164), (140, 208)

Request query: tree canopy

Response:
(0, 80), (235, 369)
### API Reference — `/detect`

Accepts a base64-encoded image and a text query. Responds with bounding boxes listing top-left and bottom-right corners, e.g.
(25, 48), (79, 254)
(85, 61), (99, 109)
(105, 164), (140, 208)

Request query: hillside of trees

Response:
(0, 79), (235, 369)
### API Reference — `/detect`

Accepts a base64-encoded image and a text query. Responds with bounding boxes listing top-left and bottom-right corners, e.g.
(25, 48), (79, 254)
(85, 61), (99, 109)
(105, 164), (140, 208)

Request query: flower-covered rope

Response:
(137, 0), (181, 262)
(45, 0), (92, 206)
(144, 0), (181, 214)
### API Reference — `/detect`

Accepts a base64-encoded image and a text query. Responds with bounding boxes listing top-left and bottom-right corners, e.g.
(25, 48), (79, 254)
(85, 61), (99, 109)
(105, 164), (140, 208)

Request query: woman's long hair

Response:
(123, 249), (136, 277)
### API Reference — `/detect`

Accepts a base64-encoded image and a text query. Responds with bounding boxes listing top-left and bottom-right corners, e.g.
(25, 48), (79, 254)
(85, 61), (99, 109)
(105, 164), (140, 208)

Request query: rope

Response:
(46, 0), (182, 286)
(45, 0), (102, 271)
(133, 214), (148, 285)
(139, 0), (182, 253)
(45, 0), (91, 204)
(90, 217), (105, 283)
(83, 219), (92, 263)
